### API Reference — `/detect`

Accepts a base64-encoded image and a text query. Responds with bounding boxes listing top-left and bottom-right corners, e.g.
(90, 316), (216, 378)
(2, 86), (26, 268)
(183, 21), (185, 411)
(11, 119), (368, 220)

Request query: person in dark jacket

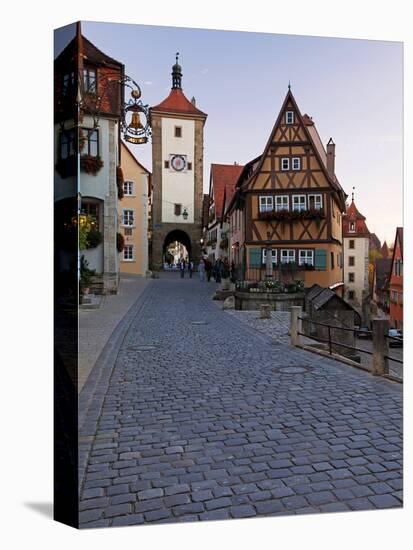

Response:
(179, 258), (186, 278)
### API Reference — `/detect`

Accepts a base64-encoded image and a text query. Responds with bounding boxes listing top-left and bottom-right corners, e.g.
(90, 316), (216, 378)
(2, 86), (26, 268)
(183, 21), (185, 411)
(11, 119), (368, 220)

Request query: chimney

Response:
(191, 96), (196, 106)
(326, 138), (335, 178)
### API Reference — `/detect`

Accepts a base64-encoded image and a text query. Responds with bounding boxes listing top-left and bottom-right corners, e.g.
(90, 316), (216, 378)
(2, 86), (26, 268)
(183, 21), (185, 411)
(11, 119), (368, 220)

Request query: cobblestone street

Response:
(79, 273), (403, 528)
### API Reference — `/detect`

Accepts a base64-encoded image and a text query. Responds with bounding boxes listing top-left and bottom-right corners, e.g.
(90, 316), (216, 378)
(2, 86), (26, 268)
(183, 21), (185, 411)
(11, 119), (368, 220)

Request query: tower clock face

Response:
(170, 154), (187, 172)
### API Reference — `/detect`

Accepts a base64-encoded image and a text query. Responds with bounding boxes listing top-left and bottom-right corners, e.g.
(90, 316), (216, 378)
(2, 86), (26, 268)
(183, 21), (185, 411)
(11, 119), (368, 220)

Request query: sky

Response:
(55, 21), (403, 244)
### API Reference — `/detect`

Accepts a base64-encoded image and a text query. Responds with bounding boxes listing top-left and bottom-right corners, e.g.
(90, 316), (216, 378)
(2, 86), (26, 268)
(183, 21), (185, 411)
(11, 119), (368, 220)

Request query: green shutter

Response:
(249, 248), (262, 268)
(314, 249), (327, 270)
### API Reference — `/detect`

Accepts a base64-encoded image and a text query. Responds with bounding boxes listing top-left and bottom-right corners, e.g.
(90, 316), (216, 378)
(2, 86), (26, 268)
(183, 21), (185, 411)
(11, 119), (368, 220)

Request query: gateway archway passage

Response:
(163, 229), (192, 269)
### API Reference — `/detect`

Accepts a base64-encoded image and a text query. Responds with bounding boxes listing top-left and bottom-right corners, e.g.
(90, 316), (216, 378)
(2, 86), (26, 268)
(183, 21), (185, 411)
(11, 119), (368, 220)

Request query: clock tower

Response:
(150, 54), (207, 270)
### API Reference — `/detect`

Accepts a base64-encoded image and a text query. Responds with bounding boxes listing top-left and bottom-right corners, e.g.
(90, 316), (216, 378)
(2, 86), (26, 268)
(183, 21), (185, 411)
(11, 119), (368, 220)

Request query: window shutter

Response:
(314, 249), (327, 270)
(249, 248), (262, 268)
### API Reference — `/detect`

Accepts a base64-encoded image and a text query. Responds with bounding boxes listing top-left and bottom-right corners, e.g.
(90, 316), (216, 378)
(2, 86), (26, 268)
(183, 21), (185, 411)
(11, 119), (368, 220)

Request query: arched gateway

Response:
(163, 229), (192, 267)
(149, 54), (207, 271)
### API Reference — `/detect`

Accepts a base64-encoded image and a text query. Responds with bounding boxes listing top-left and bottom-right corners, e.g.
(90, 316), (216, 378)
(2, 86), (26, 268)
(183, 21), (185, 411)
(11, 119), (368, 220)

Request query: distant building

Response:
(149, 55), (207, 270)
(342, 196), (370, 314)
(372, 258), (392, 317)
(118, 142), (151, 276)
(369, 233), (381, 254)
(206, 163), (243, 261)
(388, 227), (403, 329)
(381, 241), (390, 259)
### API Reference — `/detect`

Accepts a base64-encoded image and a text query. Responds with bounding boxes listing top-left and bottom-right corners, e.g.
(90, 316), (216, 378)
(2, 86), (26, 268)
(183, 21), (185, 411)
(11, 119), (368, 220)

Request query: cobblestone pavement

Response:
(227, 310), (403, 381)
(79, 274), (403, 528)
(78, 274), (150, 392)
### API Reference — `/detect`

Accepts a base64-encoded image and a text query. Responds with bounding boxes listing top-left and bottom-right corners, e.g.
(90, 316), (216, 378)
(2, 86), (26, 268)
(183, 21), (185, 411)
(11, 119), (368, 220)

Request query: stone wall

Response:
(234, 292), (305, 311)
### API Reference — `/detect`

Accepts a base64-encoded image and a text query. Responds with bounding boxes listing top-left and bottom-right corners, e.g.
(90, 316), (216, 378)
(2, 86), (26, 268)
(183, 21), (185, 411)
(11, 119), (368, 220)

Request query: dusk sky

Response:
(55, 21), (403, 244)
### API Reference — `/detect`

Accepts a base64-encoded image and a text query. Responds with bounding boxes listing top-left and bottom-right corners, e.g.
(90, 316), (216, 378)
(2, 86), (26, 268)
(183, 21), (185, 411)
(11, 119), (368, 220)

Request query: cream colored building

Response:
(342, 197), (370, 315)
(118, 142), (151, 276)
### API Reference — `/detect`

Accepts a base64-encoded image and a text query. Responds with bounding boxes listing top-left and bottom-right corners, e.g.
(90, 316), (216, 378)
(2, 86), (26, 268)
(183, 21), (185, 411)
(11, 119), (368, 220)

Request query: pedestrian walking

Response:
(188, 260), (194, 278)
(179, 258), (186, 278)
(205, 258), (212, 282)
(198, 258), (206, 282)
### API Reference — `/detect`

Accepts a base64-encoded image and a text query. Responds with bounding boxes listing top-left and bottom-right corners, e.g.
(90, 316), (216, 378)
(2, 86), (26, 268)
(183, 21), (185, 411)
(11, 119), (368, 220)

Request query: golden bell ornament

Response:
(130, 112), (144, 130)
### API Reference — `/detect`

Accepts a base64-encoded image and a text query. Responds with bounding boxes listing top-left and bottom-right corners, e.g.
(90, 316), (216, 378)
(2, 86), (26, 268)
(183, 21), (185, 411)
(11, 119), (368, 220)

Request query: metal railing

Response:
(297, 317), (374, 358)
(290, 306), (402, 381)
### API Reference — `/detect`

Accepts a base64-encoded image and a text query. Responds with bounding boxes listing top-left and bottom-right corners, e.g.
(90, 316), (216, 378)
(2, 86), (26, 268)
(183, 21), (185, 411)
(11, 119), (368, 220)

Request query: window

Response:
(83, 67), (97, 93)
(391, 290), (398, 303)
(59, 129), (76, 159)
(348, 272), (355, 282)
(292, 157), (301, 171)
(281, 158), (290, 171)
(349, 221), (355, 232)
(292, 195), (307, 212)
(337, 253), (340, 267)
(124, 228), (133, 236)
(348, 290), (355, 300)
(281, 249), (296, 263)
(123, 245), (134, 261)
(262, 249), (277, 264)
(349, 256), (355, 267)
(399, 292), (403, 305)
(187, 162), (192, 170)
(349, 239), (355, 249)
(122, 209), (134, 226)
(286, 111), (294, 124)
(308, 194), (323, 210)
(299, 249), (314, 266)
(80, 202), (100, 228)
(164, 160), (170, 169)
(123, 181), (134, 196)
(174, 126), (182, 137)
(81, 128), (99, 157)
(259, 196), (274, 212)
(395, 259), (403, 276)
(174, 203), (182, 216)
(275, 195), (289, 211)
(331, 252), (335, 269)
(62, 72), (75, 95)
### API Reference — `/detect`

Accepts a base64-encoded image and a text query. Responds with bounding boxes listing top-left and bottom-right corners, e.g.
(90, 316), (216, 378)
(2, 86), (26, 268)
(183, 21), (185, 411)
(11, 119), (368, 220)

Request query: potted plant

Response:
(79, 255), (96, 301)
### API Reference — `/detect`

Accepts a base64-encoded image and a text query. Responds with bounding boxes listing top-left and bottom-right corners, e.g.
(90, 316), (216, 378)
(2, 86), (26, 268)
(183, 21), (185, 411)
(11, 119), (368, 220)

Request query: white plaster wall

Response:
(161, 117), (194, 223)
(80, 117), (113, 201)
(343, 236), (370, 305)
(54, 116), (116, 202)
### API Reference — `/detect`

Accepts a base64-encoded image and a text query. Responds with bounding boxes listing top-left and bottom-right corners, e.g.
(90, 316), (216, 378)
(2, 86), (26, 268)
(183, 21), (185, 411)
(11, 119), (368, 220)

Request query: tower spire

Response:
(352, 186), (355, 202)
(172, 52), (182, 89)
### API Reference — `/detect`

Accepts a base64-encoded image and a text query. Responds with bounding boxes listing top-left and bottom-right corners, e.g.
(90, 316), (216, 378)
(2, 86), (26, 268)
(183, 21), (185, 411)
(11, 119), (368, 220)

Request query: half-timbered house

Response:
(228, 89), (347, 291)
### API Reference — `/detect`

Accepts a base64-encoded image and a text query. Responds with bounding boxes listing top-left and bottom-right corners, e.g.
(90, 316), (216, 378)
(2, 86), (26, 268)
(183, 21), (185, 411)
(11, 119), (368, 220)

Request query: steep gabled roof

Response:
(121, 141), (151, 174)
(209, 164), (244, 222)
(55, 31), (123, 69)
(240, 89), (347, 210)
(343, 199), (370, 237)
(151, 88), (207, 118)
(369, 233), (382, 252)
(389, 226), (403, 277)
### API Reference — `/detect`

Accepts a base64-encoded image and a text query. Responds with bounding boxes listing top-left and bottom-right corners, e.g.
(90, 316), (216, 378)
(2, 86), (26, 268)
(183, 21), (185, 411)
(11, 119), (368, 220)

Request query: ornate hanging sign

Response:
(121, 77), (151, 145)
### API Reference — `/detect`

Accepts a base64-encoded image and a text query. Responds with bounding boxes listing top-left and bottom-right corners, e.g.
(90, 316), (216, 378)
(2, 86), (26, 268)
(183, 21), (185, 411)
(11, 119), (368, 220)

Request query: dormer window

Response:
(286, 111), (294, 124)
(349, 221), (355, 232)
(83, 67), (97, 93)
